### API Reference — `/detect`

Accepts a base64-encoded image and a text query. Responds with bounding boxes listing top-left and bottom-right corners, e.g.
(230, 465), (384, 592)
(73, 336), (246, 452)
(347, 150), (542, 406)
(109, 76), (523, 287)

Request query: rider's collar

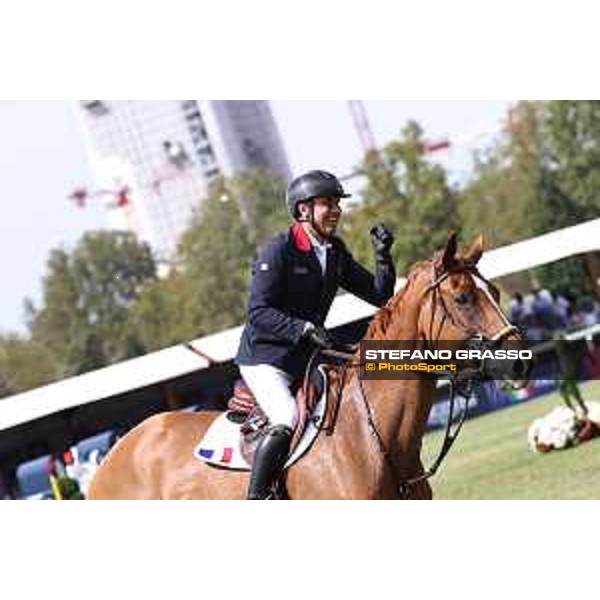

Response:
(291, 224), (312, 252)
(291, 223), (332, 253)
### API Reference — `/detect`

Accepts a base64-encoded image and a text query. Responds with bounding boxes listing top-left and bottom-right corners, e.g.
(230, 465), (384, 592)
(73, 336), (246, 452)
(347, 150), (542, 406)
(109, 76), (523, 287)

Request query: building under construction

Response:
(76, 101), (291, 260)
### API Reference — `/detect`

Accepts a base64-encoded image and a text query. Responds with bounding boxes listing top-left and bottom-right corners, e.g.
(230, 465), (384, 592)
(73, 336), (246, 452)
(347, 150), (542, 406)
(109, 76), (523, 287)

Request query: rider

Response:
(235, 169), (397, 499)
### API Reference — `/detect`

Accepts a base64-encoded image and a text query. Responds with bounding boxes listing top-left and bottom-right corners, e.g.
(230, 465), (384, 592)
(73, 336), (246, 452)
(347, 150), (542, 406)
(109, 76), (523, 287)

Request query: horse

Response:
(88, 233), (527, 500)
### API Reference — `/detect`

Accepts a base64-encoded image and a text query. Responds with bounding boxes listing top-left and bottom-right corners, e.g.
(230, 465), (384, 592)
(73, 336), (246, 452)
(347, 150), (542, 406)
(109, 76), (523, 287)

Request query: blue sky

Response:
(0, 100), (512, 334)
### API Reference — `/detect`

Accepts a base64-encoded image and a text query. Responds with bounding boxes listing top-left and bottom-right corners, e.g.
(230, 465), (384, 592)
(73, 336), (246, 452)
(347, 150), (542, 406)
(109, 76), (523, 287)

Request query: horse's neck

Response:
(378, 276), (422, 341)
(376, 278), (435, 449)
(336, 279), (435, 486)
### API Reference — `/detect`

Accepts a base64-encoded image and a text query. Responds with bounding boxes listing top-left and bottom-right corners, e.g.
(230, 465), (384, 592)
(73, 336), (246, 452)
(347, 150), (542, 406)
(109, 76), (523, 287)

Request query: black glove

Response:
(305, 325), (334, 350)
(370, 223), (395, 256)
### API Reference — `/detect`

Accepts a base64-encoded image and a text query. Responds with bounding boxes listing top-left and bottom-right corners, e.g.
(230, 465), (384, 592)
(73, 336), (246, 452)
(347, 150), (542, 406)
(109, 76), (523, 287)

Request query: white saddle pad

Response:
(194, 365), (329, 471)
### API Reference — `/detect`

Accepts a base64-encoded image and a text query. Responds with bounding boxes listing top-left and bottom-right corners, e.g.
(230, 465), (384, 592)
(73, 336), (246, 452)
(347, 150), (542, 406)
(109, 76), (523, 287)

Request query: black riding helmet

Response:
(286, 170), (351, 218)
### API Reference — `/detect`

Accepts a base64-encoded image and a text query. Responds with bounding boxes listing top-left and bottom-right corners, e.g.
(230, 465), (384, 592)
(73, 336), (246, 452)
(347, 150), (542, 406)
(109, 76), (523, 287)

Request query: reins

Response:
(316, 263), (518, 499)
(396, 377), (474, 498)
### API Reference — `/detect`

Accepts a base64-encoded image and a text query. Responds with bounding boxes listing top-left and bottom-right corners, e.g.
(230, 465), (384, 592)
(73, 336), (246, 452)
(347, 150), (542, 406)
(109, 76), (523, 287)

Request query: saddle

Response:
(228, 368), (327, 464)
(194, 359), (334, 471)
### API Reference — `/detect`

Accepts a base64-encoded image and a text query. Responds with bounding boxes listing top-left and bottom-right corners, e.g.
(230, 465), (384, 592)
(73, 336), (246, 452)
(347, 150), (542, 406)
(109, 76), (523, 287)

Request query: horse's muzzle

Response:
(467, 334), (533, 388)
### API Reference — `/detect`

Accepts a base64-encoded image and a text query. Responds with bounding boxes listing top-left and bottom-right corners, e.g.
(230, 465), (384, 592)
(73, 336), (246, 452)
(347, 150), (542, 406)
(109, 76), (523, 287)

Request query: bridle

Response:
(423, 264), (519, 348)
(319, 263), (521, 499)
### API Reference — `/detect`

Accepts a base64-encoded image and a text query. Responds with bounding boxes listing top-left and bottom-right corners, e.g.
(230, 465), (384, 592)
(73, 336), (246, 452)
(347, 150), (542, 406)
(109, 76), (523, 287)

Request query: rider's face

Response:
(305, 197), (342, 239)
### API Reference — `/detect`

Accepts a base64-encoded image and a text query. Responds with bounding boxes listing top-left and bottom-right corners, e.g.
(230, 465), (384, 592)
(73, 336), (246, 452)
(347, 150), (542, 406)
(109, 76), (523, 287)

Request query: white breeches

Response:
(239, 364), (298, 429)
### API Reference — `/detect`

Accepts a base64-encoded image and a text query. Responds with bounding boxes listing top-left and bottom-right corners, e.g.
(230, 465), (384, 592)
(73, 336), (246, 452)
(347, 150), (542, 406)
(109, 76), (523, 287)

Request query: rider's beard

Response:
(311, 217), (339, 241)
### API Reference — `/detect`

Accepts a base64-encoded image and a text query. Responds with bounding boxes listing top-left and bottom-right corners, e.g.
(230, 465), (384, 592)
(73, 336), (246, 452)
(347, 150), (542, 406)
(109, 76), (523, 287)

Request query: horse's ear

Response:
(464, 234), (484, 265)
(441, 231), (458, 271)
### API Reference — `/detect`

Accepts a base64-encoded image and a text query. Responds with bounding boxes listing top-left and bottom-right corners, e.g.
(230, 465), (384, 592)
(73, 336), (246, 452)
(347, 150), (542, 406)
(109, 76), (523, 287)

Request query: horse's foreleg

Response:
(401, 454), (433, 500)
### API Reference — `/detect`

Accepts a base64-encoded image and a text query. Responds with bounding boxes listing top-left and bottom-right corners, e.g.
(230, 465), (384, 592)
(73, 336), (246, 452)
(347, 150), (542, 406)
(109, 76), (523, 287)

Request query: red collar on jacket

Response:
(291, 223), (313, 253)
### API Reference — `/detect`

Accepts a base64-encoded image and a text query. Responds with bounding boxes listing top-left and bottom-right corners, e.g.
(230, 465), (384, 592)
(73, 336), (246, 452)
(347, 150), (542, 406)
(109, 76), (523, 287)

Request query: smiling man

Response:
(235, 169), (397, 499)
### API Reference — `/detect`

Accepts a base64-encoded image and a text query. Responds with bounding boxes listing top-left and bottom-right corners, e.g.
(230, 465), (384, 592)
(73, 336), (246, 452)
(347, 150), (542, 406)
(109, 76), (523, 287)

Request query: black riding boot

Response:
(247, 425), (293, 500)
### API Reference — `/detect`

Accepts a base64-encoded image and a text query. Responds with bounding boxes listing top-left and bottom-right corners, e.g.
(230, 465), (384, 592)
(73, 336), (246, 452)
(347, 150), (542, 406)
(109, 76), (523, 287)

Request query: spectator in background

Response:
(523, 291), (542, 340)
(554, 290), (571, 329)
(533, 288), (556, 336)
(579, 295), (599, 326)
(510, 292), (524, 326)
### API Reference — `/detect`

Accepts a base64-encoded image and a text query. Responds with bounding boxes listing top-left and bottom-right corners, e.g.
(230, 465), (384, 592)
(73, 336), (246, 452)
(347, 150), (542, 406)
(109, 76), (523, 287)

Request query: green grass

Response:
(422, 381), (600, 499)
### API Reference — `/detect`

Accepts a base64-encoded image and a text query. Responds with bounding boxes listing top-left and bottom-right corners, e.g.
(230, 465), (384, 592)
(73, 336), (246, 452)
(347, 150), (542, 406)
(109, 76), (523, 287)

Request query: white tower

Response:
(75, 101), (290, 260)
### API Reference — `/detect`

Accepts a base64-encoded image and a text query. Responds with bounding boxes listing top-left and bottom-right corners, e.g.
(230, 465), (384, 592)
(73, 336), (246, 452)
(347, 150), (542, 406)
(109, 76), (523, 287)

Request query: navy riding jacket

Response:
(236, 224), (396, 377)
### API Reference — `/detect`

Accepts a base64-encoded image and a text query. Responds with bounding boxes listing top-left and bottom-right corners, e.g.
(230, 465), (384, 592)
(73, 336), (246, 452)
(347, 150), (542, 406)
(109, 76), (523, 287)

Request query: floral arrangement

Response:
(528, 402), (600, 453)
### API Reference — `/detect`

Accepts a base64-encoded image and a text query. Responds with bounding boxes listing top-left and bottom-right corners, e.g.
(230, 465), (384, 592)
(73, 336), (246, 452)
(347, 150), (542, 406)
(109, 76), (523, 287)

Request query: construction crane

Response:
(345, 100), (390, 185)
(69, 185), (131, 210)
(68, 184), (139, 235)
(348, 100), (457, 158)
(345, 100), (500, 181)
(347, 100), (378, 153)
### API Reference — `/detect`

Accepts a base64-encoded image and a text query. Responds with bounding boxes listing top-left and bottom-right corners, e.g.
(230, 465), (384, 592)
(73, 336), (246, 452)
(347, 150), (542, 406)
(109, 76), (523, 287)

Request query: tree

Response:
(535, 101), (600, 296)
(0, 334), (58, 398)
(124, 273), (196, 353)
(459, 101), (600, 296)
(227, 167), (289, 246)
(29, 231), (157, 377)
(179, 169), (288, 334)
(460, 101), (546, 250)
(543, 101), (600, 221)
(342, 120), (458, 273)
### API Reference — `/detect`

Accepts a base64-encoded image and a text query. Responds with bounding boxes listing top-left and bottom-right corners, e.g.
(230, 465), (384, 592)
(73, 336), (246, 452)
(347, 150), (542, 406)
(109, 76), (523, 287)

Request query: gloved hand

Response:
(305, 324), (335, 349)
(370, 223), (395, 256)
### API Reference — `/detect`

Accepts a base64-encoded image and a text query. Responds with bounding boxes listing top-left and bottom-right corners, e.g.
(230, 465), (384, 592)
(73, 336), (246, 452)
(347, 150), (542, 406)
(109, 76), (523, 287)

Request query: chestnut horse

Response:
(88, 234), (525, 500)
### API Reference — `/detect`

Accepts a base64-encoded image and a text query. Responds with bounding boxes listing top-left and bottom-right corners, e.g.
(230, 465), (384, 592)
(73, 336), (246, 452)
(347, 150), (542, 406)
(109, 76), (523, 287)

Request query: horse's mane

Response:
(365, 257), (433, 340)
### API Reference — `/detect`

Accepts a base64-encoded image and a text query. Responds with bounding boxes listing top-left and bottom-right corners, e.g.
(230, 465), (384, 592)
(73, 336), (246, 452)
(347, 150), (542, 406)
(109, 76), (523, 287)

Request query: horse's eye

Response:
(456, 292), (472, 306)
